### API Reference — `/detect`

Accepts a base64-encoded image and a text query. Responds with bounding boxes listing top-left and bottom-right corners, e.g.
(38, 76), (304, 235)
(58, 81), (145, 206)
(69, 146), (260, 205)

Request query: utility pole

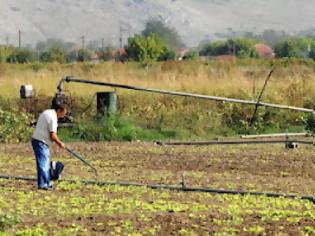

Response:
(18, 30), (22, 48)
(119, 26), (123, 48)
(119, 25), (129, 48)
(101, 38), (105, 50)
(81, 35), (85, 50)
(5, 35), (9, 46)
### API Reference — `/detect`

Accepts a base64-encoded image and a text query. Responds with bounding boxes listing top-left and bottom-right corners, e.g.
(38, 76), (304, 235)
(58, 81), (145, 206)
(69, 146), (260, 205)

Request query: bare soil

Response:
(0, 142), (314, 235)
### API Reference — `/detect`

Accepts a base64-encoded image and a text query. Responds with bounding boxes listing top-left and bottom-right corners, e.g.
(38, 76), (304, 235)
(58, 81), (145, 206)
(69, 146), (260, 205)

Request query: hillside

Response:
(0, 0), (314, 47)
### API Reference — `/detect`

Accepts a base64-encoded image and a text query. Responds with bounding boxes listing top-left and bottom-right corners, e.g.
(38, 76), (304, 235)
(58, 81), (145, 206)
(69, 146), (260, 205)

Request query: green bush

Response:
(305, 114), (315, 133)
(7, 48), (36, 63)
(40, 45), (66, 63)
(126, 34), (174, 62)
(69, 114), (169, 142)
(199, 38), (259, 58)
(274, 37), (314, 58)
(0, 109), (33, 143)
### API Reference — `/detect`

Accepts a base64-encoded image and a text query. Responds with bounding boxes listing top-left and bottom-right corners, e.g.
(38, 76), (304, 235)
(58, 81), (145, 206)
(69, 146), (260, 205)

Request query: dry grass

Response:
(1, 60), (315, 107)
(0, 60), (315, 139)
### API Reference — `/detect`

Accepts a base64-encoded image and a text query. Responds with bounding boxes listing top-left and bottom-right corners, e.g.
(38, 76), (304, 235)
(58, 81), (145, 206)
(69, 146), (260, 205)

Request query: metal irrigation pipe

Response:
(240, 133), (310, 139)
(57, 76), (315, 114)
(0, 174), (314, 204)
(155, 139), (314, 146)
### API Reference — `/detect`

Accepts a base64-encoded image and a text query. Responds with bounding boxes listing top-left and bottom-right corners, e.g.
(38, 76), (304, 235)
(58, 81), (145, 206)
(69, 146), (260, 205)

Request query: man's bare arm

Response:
(50, 132), (65, 149)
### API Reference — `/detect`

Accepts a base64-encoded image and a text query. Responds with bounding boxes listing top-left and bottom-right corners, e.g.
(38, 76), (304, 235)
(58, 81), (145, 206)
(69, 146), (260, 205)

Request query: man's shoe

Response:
(38, 186), (52, 191)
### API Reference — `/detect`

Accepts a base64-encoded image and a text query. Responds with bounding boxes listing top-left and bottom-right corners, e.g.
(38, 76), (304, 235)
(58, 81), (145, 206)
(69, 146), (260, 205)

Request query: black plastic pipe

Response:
(0, 175), (314, 204)
(155, 139), (314, 146)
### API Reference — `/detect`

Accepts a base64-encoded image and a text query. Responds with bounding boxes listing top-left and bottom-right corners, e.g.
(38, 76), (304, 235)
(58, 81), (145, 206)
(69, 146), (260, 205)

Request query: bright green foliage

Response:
(15, 226), (45, 236)
(0, 109), (33, 143)
(199, 38), (259, 58)
(0, 46), (15, 63)
(227, 38), (259, 58)
(199, 41), (229, 56)
(0, 214), (20, 232)
(158, 48), (176, 61)
(274, 38), (314, 58)
(142, 18), (184, 50)
(126, 34), (175, 62)
(67, 114), (168, 142)
(182, 50), (198, 60)
(40, 45), (67, 63)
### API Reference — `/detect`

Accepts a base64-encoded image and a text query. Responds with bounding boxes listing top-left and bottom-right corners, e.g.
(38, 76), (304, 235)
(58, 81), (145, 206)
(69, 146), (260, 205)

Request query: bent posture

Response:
(31, 103), (66, 190)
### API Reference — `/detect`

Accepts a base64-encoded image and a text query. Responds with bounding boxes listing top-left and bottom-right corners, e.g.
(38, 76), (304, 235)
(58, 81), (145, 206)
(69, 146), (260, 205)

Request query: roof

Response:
(255, 44), (275, 58)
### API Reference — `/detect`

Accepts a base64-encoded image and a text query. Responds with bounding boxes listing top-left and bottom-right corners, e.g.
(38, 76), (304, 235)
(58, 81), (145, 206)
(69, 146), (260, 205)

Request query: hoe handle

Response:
(65, 147), (98, 176)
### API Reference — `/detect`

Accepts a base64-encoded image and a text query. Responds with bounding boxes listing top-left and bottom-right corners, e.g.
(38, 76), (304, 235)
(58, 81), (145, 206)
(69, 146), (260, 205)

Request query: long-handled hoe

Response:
(65, 147), (98, 177)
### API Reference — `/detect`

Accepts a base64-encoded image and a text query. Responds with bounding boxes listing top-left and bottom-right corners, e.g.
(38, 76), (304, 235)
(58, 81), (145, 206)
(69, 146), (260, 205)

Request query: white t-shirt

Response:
(32, 109), (58, 146)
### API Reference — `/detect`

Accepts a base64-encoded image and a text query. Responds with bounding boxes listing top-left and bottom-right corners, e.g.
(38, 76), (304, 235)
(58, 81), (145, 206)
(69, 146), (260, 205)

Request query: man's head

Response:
(54, 105), (67, 119)
(51, 92), (68, 118)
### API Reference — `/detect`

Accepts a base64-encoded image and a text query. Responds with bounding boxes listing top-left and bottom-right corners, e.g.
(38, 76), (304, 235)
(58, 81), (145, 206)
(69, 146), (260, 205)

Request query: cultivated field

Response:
(0, 142), (314, 235)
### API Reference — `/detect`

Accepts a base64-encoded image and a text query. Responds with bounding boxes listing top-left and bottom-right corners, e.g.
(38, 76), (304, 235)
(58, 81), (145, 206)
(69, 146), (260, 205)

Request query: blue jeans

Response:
(32, 139), (51, 189)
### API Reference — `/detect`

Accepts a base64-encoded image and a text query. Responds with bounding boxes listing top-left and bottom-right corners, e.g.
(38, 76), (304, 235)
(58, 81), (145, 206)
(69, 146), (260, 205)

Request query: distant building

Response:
(90, 52), (100, 63)
(254, 43), (275, 59)
(177, 48), (189, 60)
(112, 48), (127, 62)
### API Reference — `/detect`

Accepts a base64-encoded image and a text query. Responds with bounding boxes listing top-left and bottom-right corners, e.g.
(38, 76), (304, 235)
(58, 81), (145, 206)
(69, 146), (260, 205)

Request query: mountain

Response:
(0, 0), (314, 47)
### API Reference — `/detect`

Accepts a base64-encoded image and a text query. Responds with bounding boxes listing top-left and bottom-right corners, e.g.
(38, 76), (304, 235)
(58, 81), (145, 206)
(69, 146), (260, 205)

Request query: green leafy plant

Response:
(0, 109), (33, 143)
(0, 214), (20, 232)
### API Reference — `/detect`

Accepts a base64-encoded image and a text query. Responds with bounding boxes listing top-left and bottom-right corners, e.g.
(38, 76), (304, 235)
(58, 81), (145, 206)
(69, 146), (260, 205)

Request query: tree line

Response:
(1, 19), (315, 63)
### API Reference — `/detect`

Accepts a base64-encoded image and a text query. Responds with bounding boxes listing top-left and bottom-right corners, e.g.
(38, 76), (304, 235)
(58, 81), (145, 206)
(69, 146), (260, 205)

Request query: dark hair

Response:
(51, 93), (68, 111)
(52, 103), (67, 111)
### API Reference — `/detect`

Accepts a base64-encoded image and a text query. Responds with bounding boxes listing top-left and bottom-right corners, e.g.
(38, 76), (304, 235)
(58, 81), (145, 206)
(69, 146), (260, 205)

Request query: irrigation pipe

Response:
(240, 133), (310, 139)
(57, 77), (315, 114)
(0, 175), (314, 204)
(155, 139), (314, 146)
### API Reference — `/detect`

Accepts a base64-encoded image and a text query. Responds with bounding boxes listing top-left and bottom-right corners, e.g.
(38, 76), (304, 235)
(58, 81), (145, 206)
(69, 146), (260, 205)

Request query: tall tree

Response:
(142, 18), (184, 51)
(125, 34), (175, 62)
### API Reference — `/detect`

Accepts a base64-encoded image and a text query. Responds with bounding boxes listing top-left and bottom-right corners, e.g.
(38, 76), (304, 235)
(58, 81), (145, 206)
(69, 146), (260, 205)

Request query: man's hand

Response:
(58, 142), (65, 149)
(50, 132), (65, 149)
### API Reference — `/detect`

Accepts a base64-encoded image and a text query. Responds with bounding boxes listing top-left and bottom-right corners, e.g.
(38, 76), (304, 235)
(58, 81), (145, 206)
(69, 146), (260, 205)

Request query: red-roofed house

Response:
(255, 44), (275, 59)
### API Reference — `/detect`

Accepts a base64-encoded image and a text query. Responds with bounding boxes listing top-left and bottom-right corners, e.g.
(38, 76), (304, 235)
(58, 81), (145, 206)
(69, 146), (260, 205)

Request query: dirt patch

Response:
(0, 142), (314, 235)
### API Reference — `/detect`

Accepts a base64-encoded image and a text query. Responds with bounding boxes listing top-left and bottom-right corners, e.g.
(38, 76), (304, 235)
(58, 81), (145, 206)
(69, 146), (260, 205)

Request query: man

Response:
(31, 103), (66, 190)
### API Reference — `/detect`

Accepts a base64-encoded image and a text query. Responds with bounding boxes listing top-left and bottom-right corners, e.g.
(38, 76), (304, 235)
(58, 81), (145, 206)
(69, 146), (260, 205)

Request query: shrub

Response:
(0, 109), (33, 143)
(126, 34), (174, 62)
(40, 45), (67, 63)
(6, 48), (36, 63)
(274, 37), (314, 58)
